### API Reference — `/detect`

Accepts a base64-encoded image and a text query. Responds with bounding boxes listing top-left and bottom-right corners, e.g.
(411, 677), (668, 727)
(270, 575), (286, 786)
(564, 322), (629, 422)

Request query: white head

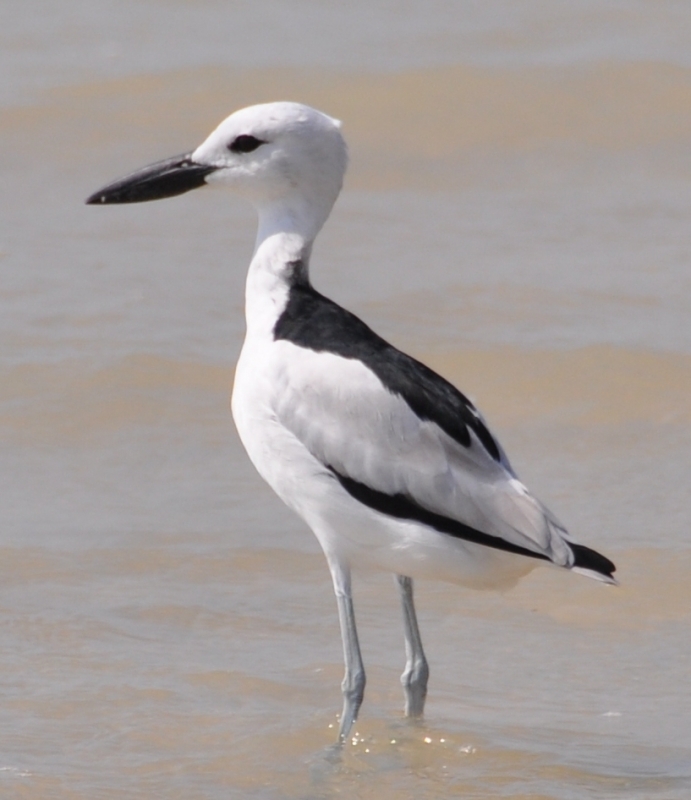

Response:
(198, 103), (345, 201)
(88, 102), (348, 245)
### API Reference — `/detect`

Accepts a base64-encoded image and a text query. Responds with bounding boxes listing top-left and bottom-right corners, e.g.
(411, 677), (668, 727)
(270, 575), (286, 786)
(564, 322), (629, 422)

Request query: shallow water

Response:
(2, 2), (691, 798)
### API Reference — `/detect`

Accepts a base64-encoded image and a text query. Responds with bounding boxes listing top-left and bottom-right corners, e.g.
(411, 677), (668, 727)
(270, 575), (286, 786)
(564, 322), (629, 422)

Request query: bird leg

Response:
(396, 574), (429, 717)
(329, 560), (365, 742)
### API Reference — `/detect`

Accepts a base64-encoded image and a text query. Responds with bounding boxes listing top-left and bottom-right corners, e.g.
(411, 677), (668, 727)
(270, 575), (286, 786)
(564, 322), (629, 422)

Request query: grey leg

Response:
(396, 574), (429, 717)
(328, 559), (365, 742)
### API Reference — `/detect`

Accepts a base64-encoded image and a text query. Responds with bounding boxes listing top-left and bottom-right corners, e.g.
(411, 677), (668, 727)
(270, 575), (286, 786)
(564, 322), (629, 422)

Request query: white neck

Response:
(254, 192), (329, 249)
(243, 198), (322, 340)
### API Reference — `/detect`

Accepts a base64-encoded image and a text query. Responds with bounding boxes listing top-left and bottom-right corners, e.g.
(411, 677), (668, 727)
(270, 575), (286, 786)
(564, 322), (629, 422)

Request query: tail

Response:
(569, 543), (617, 585)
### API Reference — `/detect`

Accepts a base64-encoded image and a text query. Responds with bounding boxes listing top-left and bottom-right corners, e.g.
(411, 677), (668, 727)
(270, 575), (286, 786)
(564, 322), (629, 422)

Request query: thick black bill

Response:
(86, 152), (218, 205)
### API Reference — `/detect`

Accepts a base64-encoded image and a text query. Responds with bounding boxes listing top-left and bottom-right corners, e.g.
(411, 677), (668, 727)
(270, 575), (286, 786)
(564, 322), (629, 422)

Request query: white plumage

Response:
(87, 101), (616, 742)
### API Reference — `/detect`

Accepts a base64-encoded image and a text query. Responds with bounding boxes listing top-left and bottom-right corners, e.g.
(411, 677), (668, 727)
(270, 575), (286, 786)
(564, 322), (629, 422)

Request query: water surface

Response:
(1, 2), (691, 798)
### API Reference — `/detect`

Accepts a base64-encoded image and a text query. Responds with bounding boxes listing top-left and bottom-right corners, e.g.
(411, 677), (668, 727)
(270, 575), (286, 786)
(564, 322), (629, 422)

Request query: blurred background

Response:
(1, 2), (691, 798)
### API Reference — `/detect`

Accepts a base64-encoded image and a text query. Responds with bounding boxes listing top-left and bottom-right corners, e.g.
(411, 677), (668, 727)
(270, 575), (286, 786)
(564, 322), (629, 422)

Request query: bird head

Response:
(87, 101), (348, 237)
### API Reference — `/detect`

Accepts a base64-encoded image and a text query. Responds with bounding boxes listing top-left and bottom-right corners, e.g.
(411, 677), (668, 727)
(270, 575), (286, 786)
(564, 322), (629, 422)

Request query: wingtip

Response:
(571, 566), (618, 586)
(570, 543), (617, 585)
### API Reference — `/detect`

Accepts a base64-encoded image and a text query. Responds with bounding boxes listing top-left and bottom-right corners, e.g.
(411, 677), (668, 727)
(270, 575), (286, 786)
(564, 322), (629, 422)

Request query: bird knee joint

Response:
(342, 670), (366, 701)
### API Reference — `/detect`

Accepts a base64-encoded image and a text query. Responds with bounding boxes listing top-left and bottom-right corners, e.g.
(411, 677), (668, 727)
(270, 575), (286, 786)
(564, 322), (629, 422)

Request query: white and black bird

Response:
(87, 102), (616, 742)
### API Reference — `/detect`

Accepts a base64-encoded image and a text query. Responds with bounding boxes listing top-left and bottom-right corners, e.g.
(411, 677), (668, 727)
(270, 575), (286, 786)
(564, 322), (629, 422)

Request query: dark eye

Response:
(228, 134), (265, 154)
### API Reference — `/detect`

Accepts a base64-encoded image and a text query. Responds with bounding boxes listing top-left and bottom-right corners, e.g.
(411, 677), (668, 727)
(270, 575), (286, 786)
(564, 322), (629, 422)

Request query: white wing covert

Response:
(271, 341), (574, 567)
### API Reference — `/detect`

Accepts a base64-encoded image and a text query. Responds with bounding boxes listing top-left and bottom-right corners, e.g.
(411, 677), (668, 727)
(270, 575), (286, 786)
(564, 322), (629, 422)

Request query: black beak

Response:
(86, 152), (218, 205)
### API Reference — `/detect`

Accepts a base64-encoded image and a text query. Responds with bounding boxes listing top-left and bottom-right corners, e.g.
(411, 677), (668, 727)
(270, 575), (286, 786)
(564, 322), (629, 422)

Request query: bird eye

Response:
(228, 134), (265, 154)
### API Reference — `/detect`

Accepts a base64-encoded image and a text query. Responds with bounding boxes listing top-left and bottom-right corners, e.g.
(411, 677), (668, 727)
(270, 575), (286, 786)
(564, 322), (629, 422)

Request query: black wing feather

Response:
(331, 469), (549, 561)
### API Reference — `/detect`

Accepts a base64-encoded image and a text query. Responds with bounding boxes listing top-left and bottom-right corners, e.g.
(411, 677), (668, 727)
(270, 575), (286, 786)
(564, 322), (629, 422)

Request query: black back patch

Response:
(273, 264), (501, 460)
